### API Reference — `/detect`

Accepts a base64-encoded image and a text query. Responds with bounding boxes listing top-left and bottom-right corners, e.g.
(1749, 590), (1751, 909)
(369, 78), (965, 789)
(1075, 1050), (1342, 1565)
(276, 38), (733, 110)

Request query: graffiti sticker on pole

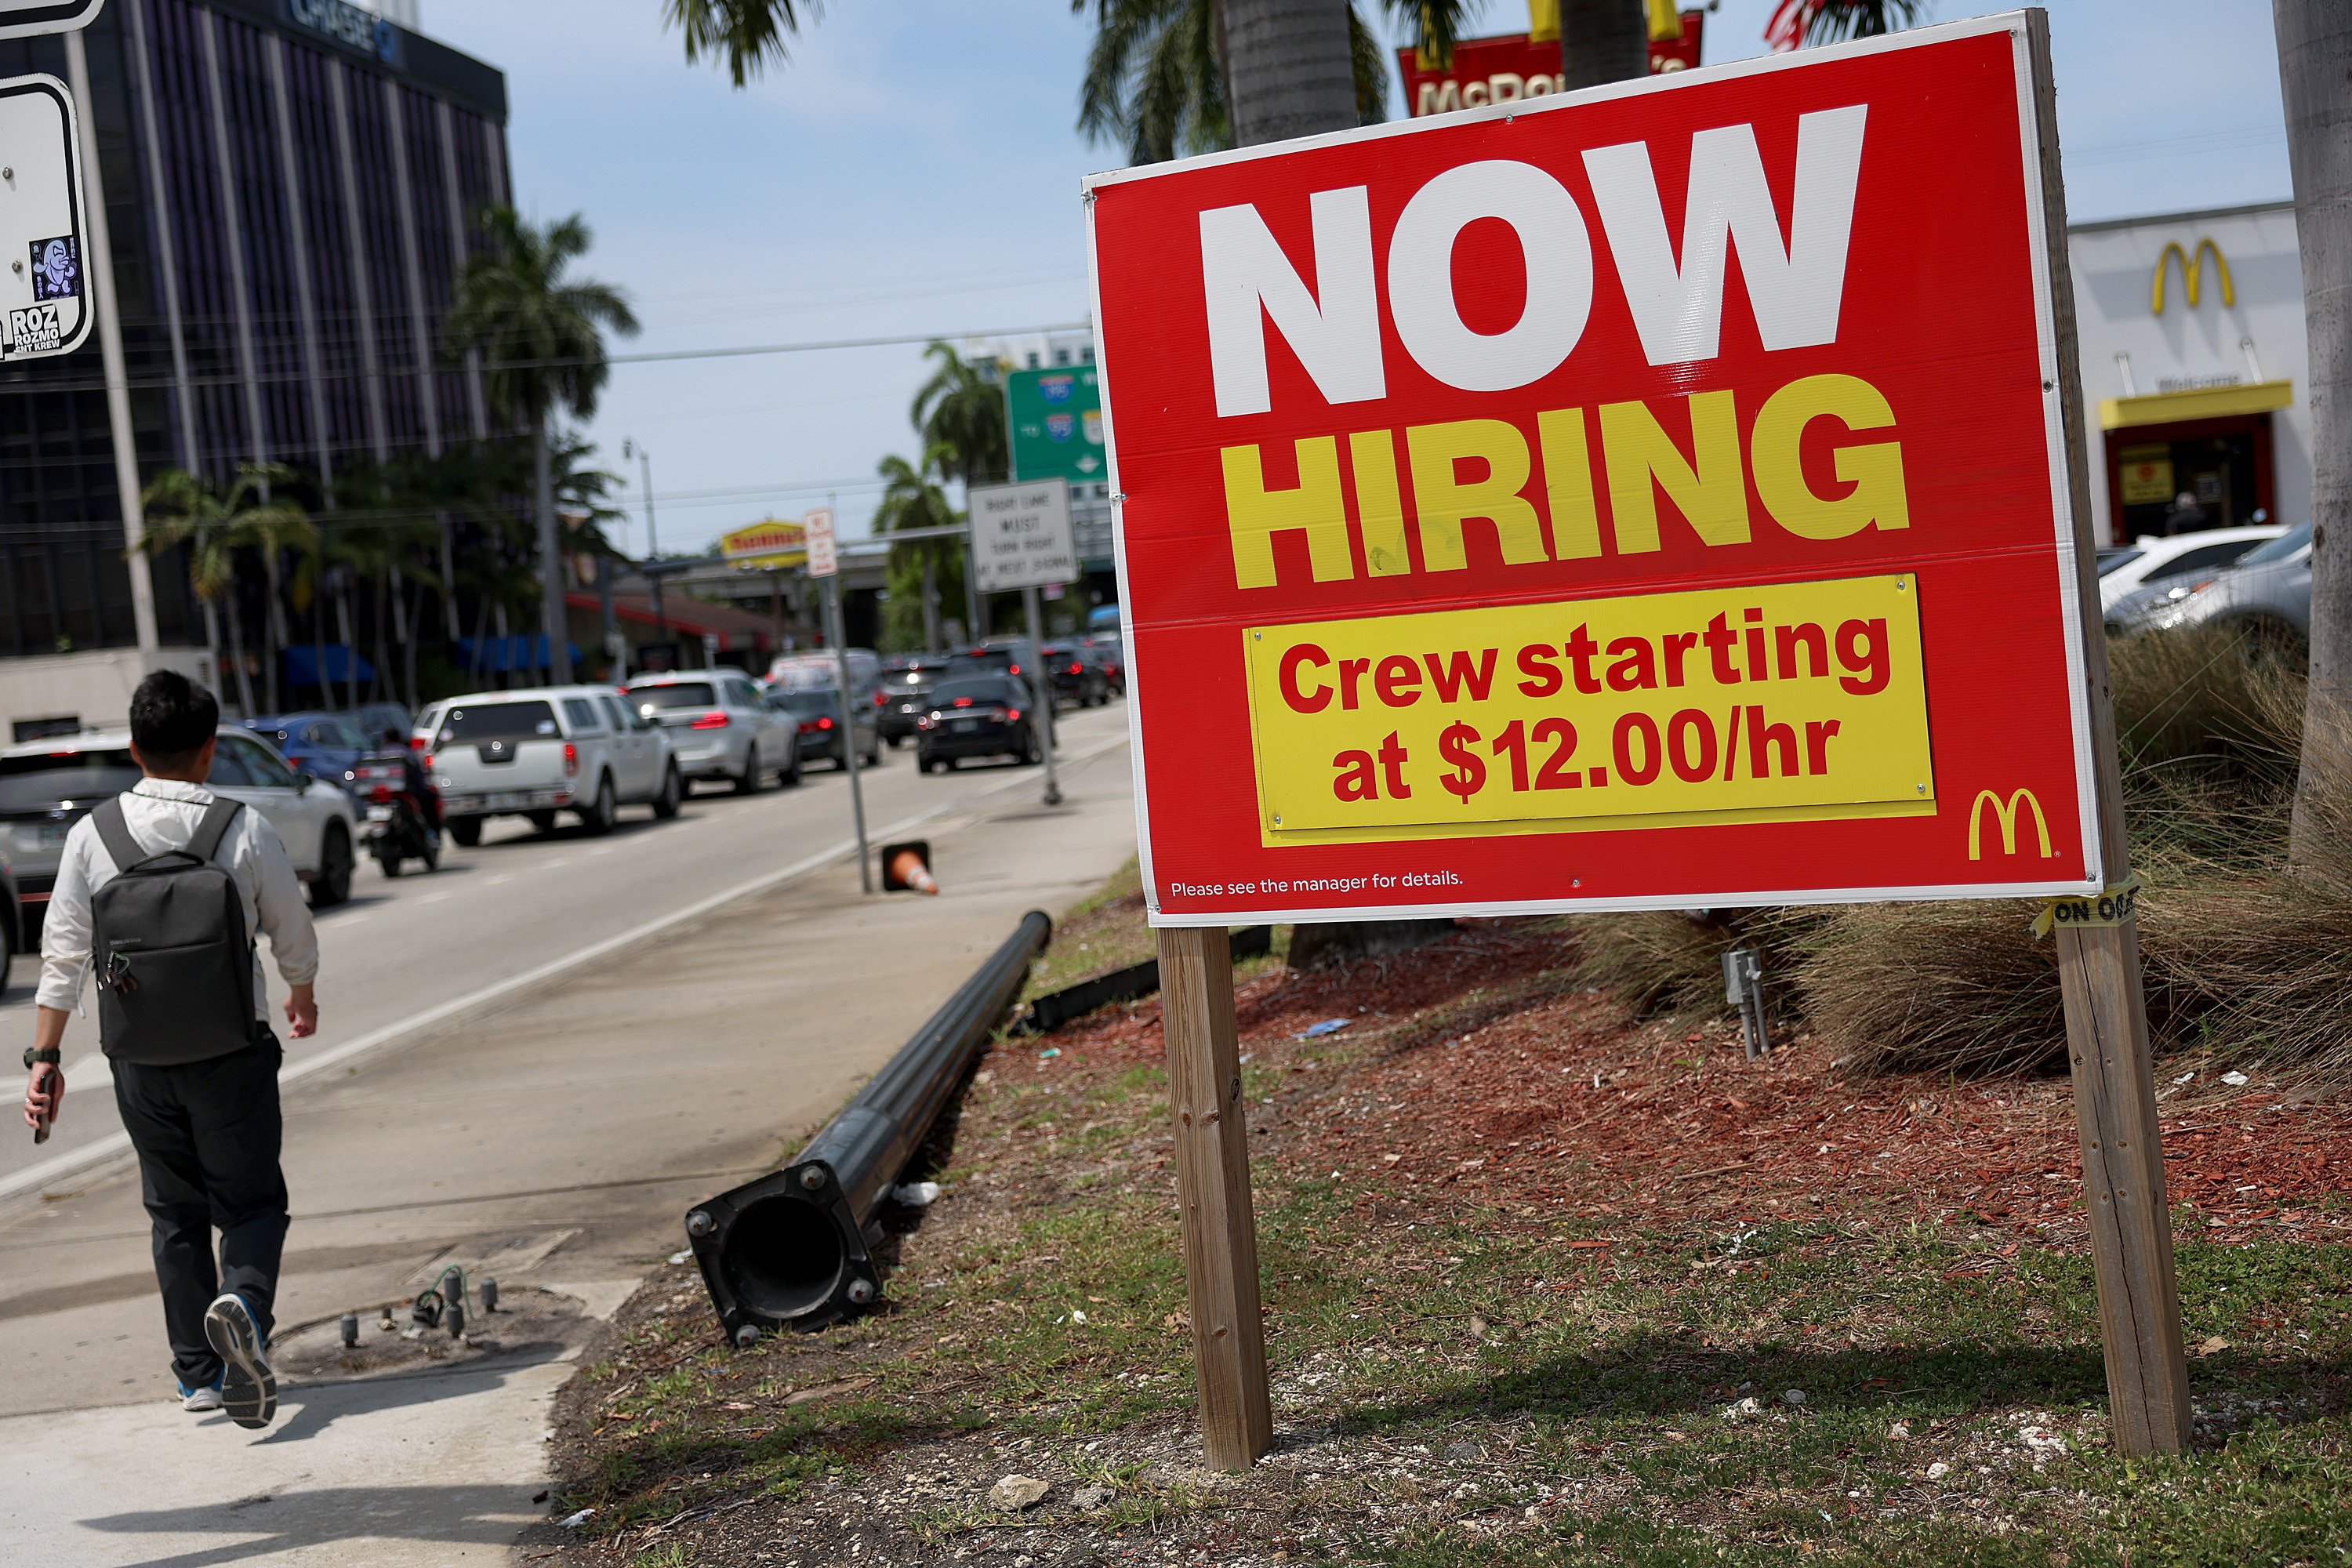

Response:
(1086, 12), (2103, 924)
(0, 74), (92, 362)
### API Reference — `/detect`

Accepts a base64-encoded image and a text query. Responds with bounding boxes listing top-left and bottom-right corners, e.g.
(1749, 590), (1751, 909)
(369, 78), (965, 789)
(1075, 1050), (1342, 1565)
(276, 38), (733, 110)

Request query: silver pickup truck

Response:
(429, 686), (682, 846)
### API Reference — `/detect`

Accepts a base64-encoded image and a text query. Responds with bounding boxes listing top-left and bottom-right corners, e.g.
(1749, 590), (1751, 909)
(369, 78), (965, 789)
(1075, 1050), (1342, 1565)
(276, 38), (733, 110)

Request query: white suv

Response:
(428, 686), (682, 845)
(626, 670), (802, 793)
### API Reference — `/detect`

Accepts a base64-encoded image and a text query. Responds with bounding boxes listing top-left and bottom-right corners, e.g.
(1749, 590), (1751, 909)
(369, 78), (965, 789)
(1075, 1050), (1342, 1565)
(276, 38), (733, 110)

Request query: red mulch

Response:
(1023, 921), (2352, 1246)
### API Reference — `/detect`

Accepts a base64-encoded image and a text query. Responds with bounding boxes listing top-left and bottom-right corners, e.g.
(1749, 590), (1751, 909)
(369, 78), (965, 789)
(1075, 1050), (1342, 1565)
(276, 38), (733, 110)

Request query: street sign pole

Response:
(1022, 583), (1062, 806)
(808, 504), (872, 895)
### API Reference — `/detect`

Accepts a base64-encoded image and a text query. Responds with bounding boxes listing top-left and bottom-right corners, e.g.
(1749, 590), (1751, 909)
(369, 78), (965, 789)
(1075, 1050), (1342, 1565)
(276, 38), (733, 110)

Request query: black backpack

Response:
(88, 796), (256, 1065)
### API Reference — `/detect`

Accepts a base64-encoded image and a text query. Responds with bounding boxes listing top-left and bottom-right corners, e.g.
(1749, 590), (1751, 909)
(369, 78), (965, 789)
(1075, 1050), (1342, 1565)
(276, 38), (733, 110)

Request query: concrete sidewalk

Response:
(0, 737), (1137, 1566)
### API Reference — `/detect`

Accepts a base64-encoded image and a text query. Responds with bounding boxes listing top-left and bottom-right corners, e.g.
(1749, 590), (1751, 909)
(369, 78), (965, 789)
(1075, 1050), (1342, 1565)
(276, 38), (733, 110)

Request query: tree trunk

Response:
(1221, 0), (1356, 147)
(534, 414), (572, 685)
(198, 592), (225, 711)
(439, 513), (461, 638)
(261, 551), (285, 713)
(223, 586), (256, 719)
(1557, 0), (1649, 91)
(336, 575), (360, 711)
(470, 589), (492, 689)
(493, 600), (512, 690)
(390, 561), (416, 711)
(921, 556), (941, 653)
(310, 590), (329, 714)
(2280, 0), (2352, 867)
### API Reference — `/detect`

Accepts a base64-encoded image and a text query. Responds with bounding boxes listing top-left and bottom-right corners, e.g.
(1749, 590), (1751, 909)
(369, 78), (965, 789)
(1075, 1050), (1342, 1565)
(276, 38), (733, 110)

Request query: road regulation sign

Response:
(1087, 12), (2104, 927)
(969, 479), (1079, 593)
(0, 1), (104, 40)
(804, 506), (838, 578)
(0, 74), (92, 363)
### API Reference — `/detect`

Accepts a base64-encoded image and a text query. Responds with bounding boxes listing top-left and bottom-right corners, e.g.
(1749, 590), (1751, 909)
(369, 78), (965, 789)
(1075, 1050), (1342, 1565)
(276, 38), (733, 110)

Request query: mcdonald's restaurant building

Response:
(2067, 200), (2307, 544)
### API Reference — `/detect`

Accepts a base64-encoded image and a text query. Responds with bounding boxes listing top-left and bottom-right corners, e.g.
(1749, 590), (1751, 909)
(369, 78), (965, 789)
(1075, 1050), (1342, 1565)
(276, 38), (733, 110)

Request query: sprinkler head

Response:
(480, 1276), (499, 1314)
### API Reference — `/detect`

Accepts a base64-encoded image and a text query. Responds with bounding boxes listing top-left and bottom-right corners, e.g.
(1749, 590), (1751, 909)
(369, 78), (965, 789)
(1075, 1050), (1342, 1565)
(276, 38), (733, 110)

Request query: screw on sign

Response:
(1087, 12), (2190, 1468)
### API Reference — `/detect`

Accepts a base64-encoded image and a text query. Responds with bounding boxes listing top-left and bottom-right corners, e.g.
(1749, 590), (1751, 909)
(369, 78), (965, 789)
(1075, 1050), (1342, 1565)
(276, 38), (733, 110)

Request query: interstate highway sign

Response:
(0, 74), (92, 362)
(0, 0), (104, 39)
(1086, 13), (2105, 926)
(969, 479), (1079, 593)
(1006, 365), (1105, 486)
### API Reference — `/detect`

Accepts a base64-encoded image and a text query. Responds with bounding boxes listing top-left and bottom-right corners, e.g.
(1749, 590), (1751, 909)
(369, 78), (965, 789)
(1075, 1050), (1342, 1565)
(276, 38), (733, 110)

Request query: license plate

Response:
(950, 719), (978, 734)
(485, 791), (535, 811)
(365, 804), (394, 822)
(36, 822), (68, 847)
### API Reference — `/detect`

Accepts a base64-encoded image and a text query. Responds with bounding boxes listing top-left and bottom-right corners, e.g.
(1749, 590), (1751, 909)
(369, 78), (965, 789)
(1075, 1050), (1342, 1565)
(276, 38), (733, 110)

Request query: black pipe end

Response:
(684, 1160), (882, 1340)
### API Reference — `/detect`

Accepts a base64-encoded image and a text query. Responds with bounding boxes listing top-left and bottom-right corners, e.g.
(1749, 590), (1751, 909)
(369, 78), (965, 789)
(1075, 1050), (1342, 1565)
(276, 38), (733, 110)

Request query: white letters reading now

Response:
(1200, 106), (1869, 418)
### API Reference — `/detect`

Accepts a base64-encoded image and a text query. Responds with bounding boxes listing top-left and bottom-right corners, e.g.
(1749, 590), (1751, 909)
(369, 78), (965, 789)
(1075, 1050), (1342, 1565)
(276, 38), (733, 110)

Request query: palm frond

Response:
(665, 0), (820, 88)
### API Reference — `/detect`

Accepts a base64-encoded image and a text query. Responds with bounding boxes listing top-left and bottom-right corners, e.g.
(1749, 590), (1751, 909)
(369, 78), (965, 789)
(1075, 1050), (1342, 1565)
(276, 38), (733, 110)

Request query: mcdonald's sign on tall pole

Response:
(1088, 7), (2189, 1468)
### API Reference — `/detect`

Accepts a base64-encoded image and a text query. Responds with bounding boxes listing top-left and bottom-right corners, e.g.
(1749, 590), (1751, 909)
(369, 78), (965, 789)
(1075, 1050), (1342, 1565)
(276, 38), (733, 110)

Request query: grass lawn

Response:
(535, 887), (2352, 1568)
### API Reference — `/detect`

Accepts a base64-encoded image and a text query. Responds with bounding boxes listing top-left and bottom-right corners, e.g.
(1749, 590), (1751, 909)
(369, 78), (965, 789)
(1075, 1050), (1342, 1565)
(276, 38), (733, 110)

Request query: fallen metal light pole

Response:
(685, 909), (1054, 1342)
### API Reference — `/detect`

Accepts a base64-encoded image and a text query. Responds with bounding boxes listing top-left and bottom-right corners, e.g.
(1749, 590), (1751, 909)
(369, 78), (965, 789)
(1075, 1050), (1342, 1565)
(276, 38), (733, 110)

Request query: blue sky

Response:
(423, 0), (2292, 556)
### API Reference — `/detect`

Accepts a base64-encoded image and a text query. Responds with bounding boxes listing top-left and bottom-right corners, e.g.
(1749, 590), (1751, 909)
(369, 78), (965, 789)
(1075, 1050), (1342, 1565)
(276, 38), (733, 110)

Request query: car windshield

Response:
(779, 690), (844, 716)
(2096, 547), (2143, 577)
(2236, 522), (2312, 565)
(768, 660), (838, 691)
(0, 748), (140, 813)
(438, 701), (560, 743)
(633, 682), (719, 710)
(930, 678), (1022, 707)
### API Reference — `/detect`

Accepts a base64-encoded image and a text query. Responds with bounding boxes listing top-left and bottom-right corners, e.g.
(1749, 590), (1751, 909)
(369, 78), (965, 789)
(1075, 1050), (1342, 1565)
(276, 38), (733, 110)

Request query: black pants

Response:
(112, 1031), (287, 1390)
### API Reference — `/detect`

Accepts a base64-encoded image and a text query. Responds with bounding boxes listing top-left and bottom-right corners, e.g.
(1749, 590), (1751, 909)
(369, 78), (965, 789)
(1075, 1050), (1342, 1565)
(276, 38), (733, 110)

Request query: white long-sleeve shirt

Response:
(37, 778), (320, 1019)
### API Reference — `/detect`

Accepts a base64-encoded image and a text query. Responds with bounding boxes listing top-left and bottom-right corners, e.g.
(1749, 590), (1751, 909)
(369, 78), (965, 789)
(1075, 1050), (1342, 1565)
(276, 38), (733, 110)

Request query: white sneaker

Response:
(180, 1382), (222, 1414)
(201, 1294), (277, 1430)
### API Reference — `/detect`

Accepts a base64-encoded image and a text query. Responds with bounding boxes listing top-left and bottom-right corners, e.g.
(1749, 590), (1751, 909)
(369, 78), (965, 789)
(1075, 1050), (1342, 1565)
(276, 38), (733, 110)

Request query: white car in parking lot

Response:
(429, 686), (681, 844)
(0, 725), (364, 913)
(626, 670), (801, 793)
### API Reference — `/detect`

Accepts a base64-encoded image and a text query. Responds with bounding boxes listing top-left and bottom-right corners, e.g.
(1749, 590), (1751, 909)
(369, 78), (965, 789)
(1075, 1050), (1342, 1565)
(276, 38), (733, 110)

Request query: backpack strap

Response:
(186, 797), (244, 864)
(90, 796), (146, 873)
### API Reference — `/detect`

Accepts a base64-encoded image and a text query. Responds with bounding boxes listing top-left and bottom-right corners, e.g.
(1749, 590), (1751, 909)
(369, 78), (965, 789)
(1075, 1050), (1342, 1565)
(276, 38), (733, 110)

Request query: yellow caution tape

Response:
(2032, 877), (2142, 938)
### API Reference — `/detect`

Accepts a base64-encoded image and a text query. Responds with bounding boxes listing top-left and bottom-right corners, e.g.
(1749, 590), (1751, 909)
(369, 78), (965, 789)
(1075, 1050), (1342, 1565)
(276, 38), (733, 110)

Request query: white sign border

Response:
(0, 71), (94, 364)
(1083, 10), (2107, 927)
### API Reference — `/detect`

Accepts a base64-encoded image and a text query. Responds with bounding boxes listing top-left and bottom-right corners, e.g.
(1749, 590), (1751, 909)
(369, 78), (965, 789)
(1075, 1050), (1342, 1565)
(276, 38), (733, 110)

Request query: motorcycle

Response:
(351, 753), (441, 877)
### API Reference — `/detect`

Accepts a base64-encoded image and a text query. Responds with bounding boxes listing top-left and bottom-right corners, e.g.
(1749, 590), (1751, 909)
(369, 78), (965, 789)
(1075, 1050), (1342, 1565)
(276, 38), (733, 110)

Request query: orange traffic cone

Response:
(882, 840), (938, 895)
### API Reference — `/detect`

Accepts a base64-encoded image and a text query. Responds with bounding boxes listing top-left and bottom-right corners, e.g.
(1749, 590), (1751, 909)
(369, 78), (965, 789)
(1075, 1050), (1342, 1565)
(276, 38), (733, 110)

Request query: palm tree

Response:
(873, 446), (967, 651)
(134, 465), (317, 720)
(910, 342), (1010, 636)
(444, 207), (639, 687)
(2275, 0), (2351, 865)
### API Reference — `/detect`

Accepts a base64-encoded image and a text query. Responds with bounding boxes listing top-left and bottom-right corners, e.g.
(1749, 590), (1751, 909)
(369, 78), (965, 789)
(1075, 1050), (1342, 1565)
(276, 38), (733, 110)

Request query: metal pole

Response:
(1022, 583), (1062, 807)
(67, 31), (159, 657)
(963, 510), (985, 643)
(630, 439), (666, 661)
(534, 412), (570, 685)
(826, 574), (873, 894)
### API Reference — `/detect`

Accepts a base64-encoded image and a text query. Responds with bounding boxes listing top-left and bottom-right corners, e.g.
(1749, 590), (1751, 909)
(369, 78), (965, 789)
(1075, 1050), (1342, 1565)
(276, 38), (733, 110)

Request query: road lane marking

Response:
(0, 730), (1131, 1208)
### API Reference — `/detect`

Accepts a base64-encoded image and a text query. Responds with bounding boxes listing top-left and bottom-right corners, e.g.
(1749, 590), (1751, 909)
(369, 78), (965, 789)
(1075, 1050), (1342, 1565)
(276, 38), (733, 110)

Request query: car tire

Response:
(582, 774), (619, 835)
(312, 824), (354, 908)
(449, 816), (483, 848)
(780, 742), (802, 787)
(376, 844), (403, 878)
(943, 755), (958, 771)
(734, 744), (764, 795)
(652, 763), (683, 819)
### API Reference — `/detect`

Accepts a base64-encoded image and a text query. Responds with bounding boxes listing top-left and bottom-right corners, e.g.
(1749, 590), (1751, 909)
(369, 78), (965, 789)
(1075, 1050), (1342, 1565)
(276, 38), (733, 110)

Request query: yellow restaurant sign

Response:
(2151, 238), (2233, 315)
(720, 517), (808, 570)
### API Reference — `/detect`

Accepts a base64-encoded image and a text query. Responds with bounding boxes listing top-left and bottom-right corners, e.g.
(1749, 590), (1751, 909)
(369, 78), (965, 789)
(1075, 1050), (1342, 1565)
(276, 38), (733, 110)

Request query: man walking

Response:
(20, 671), (319, 1429)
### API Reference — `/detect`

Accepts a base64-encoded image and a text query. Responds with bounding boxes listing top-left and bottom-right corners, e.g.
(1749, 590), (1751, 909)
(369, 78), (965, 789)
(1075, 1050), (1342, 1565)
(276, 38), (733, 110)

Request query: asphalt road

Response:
(0, 704), (1127, 1204)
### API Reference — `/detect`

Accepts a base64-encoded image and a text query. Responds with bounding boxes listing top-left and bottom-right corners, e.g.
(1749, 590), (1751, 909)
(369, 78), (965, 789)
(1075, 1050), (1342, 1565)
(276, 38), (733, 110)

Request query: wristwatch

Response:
(24, 1047), (60, 1069)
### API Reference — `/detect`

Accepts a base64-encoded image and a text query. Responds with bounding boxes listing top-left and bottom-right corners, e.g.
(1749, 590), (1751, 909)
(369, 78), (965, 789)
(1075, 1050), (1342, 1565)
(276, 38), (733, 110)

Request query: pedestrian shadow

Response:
(239, 1334), (572, 1447)
(75, 1481), (545, 1567)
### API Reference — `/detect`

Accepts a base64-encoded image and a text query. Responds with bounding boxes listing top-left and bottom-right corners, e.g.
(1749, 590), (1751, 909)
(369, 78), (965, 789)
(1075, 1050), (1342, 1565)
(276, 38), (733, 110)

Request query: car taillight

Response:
(873, 691), (887, 706)
(407, 735), (426, 750)
(370, 784), (393, 804)
(564, 742), (579, 776)
(1006, 709), (1022, 724)
(953, 696), (974, 707)
(422, 753), (434, 771)
(1067, 662), (1082, 674)
(1008, 662), (1022, 675)
(817, 716), (834, 730)
(691, 710), (730, 729)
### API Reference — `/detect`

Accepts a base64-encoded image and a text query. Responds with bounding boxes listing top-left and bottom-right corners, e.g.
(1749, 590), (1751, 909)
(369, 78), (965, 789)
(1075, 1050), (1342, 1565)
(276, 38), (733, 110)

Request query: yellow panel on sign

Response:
(1243, 575), (1933, 843)
(720, 517), (808, 571)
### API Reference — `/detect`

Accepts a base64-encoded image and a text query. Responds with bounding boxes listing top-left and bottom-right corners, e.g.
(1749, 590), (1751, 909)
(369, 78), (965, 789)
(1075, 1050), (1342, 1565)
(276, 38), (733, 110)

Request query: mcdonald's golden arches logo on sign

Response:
(1968, 789), (2056, 861)
(2151, 238), (2234, 315)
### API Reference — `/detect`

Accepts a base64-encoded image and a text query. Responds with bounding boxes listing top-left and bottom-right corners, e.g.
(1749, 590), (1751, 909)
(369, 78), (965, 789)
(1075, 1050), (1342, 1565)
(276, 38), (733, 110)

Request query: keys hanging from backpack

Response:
(87, 797), (258, 1066)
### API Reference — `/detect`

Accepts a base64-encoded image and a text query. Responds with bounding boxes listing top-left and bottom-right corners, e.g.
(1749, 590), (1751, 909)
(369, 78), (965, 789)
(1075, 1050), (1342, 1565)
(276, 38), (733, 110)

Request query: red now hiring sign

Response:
(1085, 13), (2103, 925)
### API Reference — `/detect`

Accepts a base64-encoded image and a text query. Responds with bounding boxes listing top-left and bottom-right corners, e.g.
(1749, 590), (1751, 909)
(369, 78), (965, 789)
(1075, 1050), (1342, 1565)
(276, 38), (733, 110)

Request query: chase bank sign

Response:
(285, 0), (405, 68)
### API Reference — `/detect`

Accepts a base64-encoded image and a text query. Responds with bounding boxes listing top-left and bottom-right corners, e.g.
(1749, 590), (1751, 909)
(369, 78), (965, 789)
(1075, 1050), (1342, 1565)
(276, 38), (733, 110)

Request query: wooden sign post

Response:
(2032, 11), (2191, 1453)
(1156, 926), (1274, 1469)
(1094, 10), (2190, 1464)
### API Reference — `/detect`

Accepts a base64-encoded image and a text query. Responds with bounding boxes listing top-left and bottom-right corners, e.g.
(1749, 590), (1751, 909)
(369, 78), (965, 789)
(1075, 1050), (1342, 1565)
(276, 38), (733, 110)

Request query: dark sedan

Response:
(875, 656), (949, 747)
(916, 676), (1039, 771)
(1040, 641), (1112, 708)
(777, 687), (881, 770)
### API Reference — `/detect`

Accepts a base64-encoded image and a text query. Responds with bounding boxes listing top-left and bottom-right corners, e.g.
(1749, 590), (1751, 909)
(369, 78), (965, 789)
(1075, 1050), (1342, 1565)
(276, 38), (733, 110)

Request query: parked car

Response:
(1039, 641), (1111, 708)
(915, 674), (1041, 771)
(775, 687), (882, 770)
(2120, 521), (2313, 654)
(876, 656), (950, 747)
(429, 686), (682, 845)
(0, 725), (363, 915)
(245, 711), (377, 797)
(2097, 526), (2283, 624)
(626, 670), (801, 793)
